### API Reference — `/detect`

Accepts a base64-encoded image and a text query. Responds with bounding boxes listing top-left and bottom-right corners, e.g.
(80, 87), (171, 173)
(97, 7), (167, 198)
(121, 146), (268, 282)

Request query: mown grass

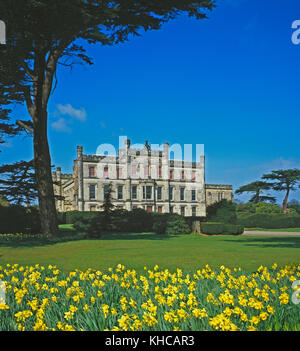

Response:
(0, 229), (300, 273)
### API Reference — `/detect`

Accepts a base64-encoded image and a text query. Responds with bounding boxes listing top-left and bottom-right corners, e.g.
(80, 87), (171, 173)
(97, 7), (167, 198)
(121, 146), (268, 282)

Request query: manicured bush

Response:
(223, 224), (244, 235)
(200, 222), (244, 235)
(200, 222), (224, 235)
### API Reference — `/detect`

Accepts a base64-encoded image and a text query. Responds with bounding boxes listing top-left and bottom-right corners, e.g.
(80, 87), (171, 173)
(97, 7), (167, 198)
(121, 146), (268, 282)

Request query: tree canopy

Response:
(262, 169), (300, 213)
(235, 181), (276, 204)
(0, 0), (215, 236)
(0, 160), (37, 205)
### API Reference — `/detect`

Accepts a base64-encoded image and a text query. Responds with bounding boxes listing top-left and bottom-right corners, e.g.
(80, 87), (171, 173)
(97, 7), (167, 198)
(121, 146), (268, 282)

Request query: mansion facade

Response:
(53, 140), (233, 217)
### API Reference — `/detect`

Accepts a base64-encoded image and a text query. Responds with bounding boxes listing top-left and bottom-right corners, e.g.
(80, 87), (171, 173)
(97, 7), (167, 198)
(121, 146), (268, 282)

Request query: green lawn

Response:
(1, 231), (300, 273)
(246, 228), (300, 232)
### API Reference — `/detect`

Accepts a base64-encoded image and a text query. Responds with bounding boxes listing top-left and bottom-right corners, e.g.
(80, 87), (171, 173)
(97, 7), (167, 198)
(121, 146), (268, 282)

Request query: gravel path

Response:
(243, 231), (300, 236)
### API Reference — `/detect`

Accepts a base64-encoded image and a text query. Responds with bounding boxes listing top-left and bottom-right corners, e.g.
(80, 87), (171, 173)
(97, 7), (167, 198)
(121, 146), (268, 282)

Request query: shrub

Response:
(236, 202), (282, 214)
(288, 200), (300, 215)
(207, 200), (237, 224)
(200, 222), (224, 235)
(236, 202), (257, 214)
(110, 209), (131, 233)
(152, 214), (170, 234)
(254, 202), (282, 214)
(236, 213), (300, 229)
(223, 224), (244, 235)
(74, 214), (104, 239)
(66, 211), (98, 225)
(27, 206), (42, 234)
(57, 212), (66, 225)
(128, 209), (153, 233)
(0, 205), (41, 234)
(200, 222), (244, 235)
(69, 209), (192, 235)
(165, 214), (191, 235)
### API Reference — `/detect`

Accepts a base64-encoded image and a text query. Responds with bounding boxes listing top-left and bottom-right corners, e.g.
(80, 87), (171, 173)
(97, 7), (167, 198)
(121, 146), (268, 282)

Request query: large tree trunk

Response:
(31, 52), (58, 237)
(33, 108), (58, 237)
(282, 189), (290, 214)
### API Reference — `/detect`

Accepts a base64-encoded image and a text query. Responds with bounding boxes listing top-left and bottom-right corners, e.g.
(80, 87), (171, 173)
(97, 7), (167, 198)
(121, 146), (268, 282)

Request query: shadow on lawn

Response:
(223, 236), (300, 249)
(100, 232), (173, 241)
(0, 231), (172, 248)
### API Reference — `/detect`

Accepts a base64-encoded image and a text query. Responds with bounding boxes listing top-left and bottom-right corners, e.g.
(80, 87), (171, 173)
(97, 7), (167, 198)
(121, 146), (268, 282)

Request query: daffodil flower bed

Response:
(0, 263), (299, 331)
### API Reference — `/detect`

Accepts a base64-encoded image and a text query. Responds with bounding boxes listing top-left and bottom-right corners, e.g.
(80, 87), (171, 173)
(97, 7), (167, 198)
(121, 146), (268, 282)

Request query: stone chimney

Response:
(163, 142), (169, 156)
(57, 167), (62, 181)
(200, 155), (205, 168)
(77, 146), (83, 160)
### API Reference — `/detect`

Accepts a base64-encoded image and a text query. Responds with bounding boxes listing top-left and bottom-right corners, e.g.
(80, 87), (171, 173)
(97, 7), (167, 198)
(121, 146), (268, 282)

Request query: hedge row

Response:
(70, 209), (192, 237)
(200, 222), (244, 235)
(0, 205), (41, 234)
(237, 213), (300, 229)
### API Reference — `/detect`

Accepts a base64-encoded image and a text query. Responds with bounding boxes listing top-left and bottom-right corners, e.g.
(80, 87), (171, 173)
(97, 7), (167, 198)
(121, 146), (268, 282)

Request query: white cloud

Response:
(51, 103), (87, 133)
(51, 118), (71, 133)
(57, 104), (87, 122)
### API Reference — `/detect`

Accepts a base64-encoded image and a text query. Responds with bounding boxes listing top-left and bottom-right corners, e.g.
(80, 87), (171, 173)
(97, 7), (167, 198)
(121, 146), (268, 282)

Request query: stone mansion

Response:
(53, 140), (233, 217)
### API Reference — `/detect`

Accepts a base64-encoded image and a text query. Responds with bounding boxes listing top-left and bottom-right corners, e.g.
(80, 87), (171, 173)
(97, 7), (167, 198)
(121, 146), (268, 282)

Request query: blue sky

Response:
(2, 0), (300, 204)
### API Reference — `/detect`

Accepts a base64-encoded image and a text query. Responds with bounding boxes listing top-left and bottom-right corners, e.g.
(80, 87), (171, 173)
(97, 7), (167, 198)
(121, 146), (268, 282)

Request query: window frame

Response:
(117, 185), (123, 200)
(157, 186), (162, 201)
(89, 184), (96, 200)
(169, 187), (174, 201)
(191, 189), (196, 202)
(89, 166), (96, 178)
(132, 185), (137, 200)
(180, 187), (185, 201)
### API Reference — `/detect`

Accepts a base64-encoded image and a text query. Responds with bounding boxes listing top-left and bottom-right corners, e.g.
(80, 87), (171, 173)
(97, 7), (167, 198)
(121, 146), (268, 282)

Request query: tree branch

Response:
(22, 85), (35, 119)
(21, 62), (36, 81)
(16, 120), (34, 134)
(43, 40), (73, 106)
